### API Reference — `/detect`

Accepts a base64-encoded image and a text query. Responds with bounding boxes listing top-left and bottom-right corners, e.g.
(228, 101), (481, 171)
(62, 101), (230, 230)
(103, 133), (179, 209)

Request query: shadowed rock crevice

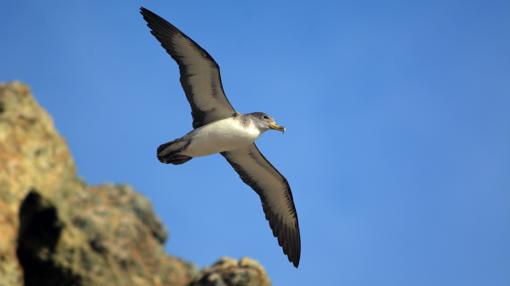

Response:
(17, 190), (81, 286)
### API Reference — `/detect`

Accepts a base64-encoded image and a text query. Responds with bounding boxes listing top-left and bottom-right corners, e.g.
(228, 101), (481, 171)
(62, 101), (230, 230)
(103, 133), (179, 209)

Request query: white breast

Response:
(182, 117), (261, 157)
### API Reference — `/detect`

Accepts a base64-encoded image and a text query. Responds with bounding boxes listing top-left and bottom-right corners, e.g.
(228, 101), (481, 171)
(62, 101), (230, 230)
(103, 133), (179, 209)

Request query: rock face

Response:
(0, 82), (271, 286)
(191, 257), (271, 286)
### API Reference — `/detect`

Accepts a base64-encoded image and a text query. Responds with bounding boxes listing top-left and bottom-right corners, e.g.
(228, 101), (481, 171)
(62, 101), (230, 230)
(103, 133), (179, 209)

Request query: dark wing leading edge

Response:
(140, 7), (236, 128)
(222, 144), (301, 267)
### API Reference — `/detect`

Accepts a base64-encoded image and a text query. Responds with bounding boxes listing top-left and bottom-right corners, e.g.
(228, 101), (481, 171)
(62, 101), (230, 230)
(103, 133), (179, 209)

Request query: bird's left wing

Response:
(222, 144), (301, 267)
(140, 7), (236, 128)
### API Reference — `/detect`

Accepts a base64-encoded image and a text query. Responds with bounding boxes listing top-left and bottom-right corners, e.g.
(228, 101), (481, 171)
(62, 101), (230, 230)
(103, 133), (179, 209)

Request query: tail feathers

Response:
(161, 154), (192, 165)
(157, 138), (193, 165)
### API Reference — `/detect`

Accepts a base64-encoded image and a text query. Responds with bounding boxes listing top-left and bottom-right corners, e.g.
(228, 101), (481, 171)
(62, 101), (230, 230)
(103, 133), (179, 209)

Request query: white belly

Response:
(181, 118), (260, 157)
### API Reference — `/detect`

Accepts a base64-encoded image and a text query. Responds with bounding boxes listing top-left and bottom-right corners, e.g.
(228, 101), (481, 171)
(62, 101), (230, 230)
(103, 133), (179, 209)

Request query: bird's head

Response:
(251, 112), (286, 133)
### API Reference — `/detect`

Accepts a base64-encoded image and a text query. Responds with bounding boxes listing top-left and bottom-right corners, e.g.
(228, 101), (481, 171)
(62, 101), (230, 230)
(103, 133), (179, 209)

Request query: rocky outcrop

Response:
(191, 257), (271, 286)
(0, 82), (270, 286)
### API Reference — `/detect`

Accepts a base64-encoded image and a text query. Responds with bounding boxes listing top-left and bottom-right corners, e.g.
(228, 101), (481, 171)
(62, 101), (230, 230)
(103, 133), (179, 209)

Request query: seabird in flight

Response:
(140, 7), (301, 267)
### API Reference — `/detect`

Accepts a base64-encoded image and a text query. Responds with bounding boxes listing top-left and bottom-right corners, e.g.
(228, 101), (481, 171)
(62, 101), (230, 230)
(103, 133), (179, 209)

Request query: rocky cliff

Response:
(0, 82), (271, 286)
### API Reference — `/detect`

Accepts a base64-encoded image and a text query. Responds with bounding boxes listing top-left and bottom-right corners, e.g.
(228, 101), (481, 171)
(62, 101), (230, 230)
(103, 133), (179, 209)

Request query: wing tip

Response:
(288, 239), (301, 268)
(139, 6), (151, 18)
(140, 6), (156, 27)
(140, 6), (152, 15)
(139, 6), (168, 28)
(271, 214), (301, 268)
(264, 201), (301, 268)
(287, 230), (301, 268)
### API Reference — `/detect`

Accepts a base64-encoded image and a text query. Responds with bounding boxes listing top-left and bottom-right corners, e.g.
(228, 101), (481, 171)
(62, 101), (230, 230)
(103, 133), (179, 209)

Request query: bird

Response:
(140, 7), (301, 267)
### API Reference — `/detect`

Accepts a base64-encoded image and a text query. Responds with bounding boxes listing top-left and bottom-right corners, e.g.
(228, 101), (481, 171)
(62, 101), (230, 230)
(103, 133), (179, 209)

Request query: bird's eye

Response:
(263, 115), (269, 120)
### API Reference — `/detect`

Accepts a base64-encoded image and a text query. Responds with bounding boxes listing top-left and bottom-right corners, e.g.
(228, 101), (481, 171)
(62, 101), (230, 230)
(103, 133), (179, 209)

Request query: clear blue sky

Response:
(2, 1), (509, 285)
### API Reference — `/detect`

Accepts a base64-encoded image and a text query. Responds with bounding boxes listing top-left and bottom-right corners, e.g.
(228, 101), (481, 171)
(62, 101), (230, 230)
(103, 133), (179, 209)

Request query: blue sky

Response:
(2, 1), (510, 285)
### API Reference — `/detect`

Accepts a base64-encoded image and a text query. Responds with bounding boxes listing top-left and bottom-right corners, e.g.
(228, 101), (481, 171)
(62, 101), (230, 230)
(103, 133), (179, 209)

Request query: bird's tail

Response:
(157, 138), (192, 165)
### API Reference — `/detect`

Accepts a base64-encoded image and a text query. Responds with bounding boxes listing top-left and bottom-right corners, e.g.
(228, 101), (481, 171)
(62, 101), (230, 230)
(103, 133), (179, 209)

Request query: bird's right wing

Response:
(141, 7), (236, 128)
(222, 144), (301, 267)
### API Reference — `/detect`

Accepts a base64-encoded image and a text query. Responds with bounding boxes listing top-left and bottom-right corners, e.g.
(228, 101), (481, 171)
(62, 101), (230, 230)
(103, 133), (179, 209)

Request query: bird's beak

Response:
(269, 122), (286, 133)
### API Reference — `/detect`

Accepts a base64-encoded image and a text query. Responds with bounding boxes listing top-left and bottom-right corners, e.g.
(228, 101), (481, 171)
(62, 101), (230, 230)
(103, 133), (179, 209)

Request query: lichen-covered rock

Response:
(16, 186), (198, 286)
(0, 81), (75, 286)
(191, 257), (271, 286)
(0, 82), (271, 286)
